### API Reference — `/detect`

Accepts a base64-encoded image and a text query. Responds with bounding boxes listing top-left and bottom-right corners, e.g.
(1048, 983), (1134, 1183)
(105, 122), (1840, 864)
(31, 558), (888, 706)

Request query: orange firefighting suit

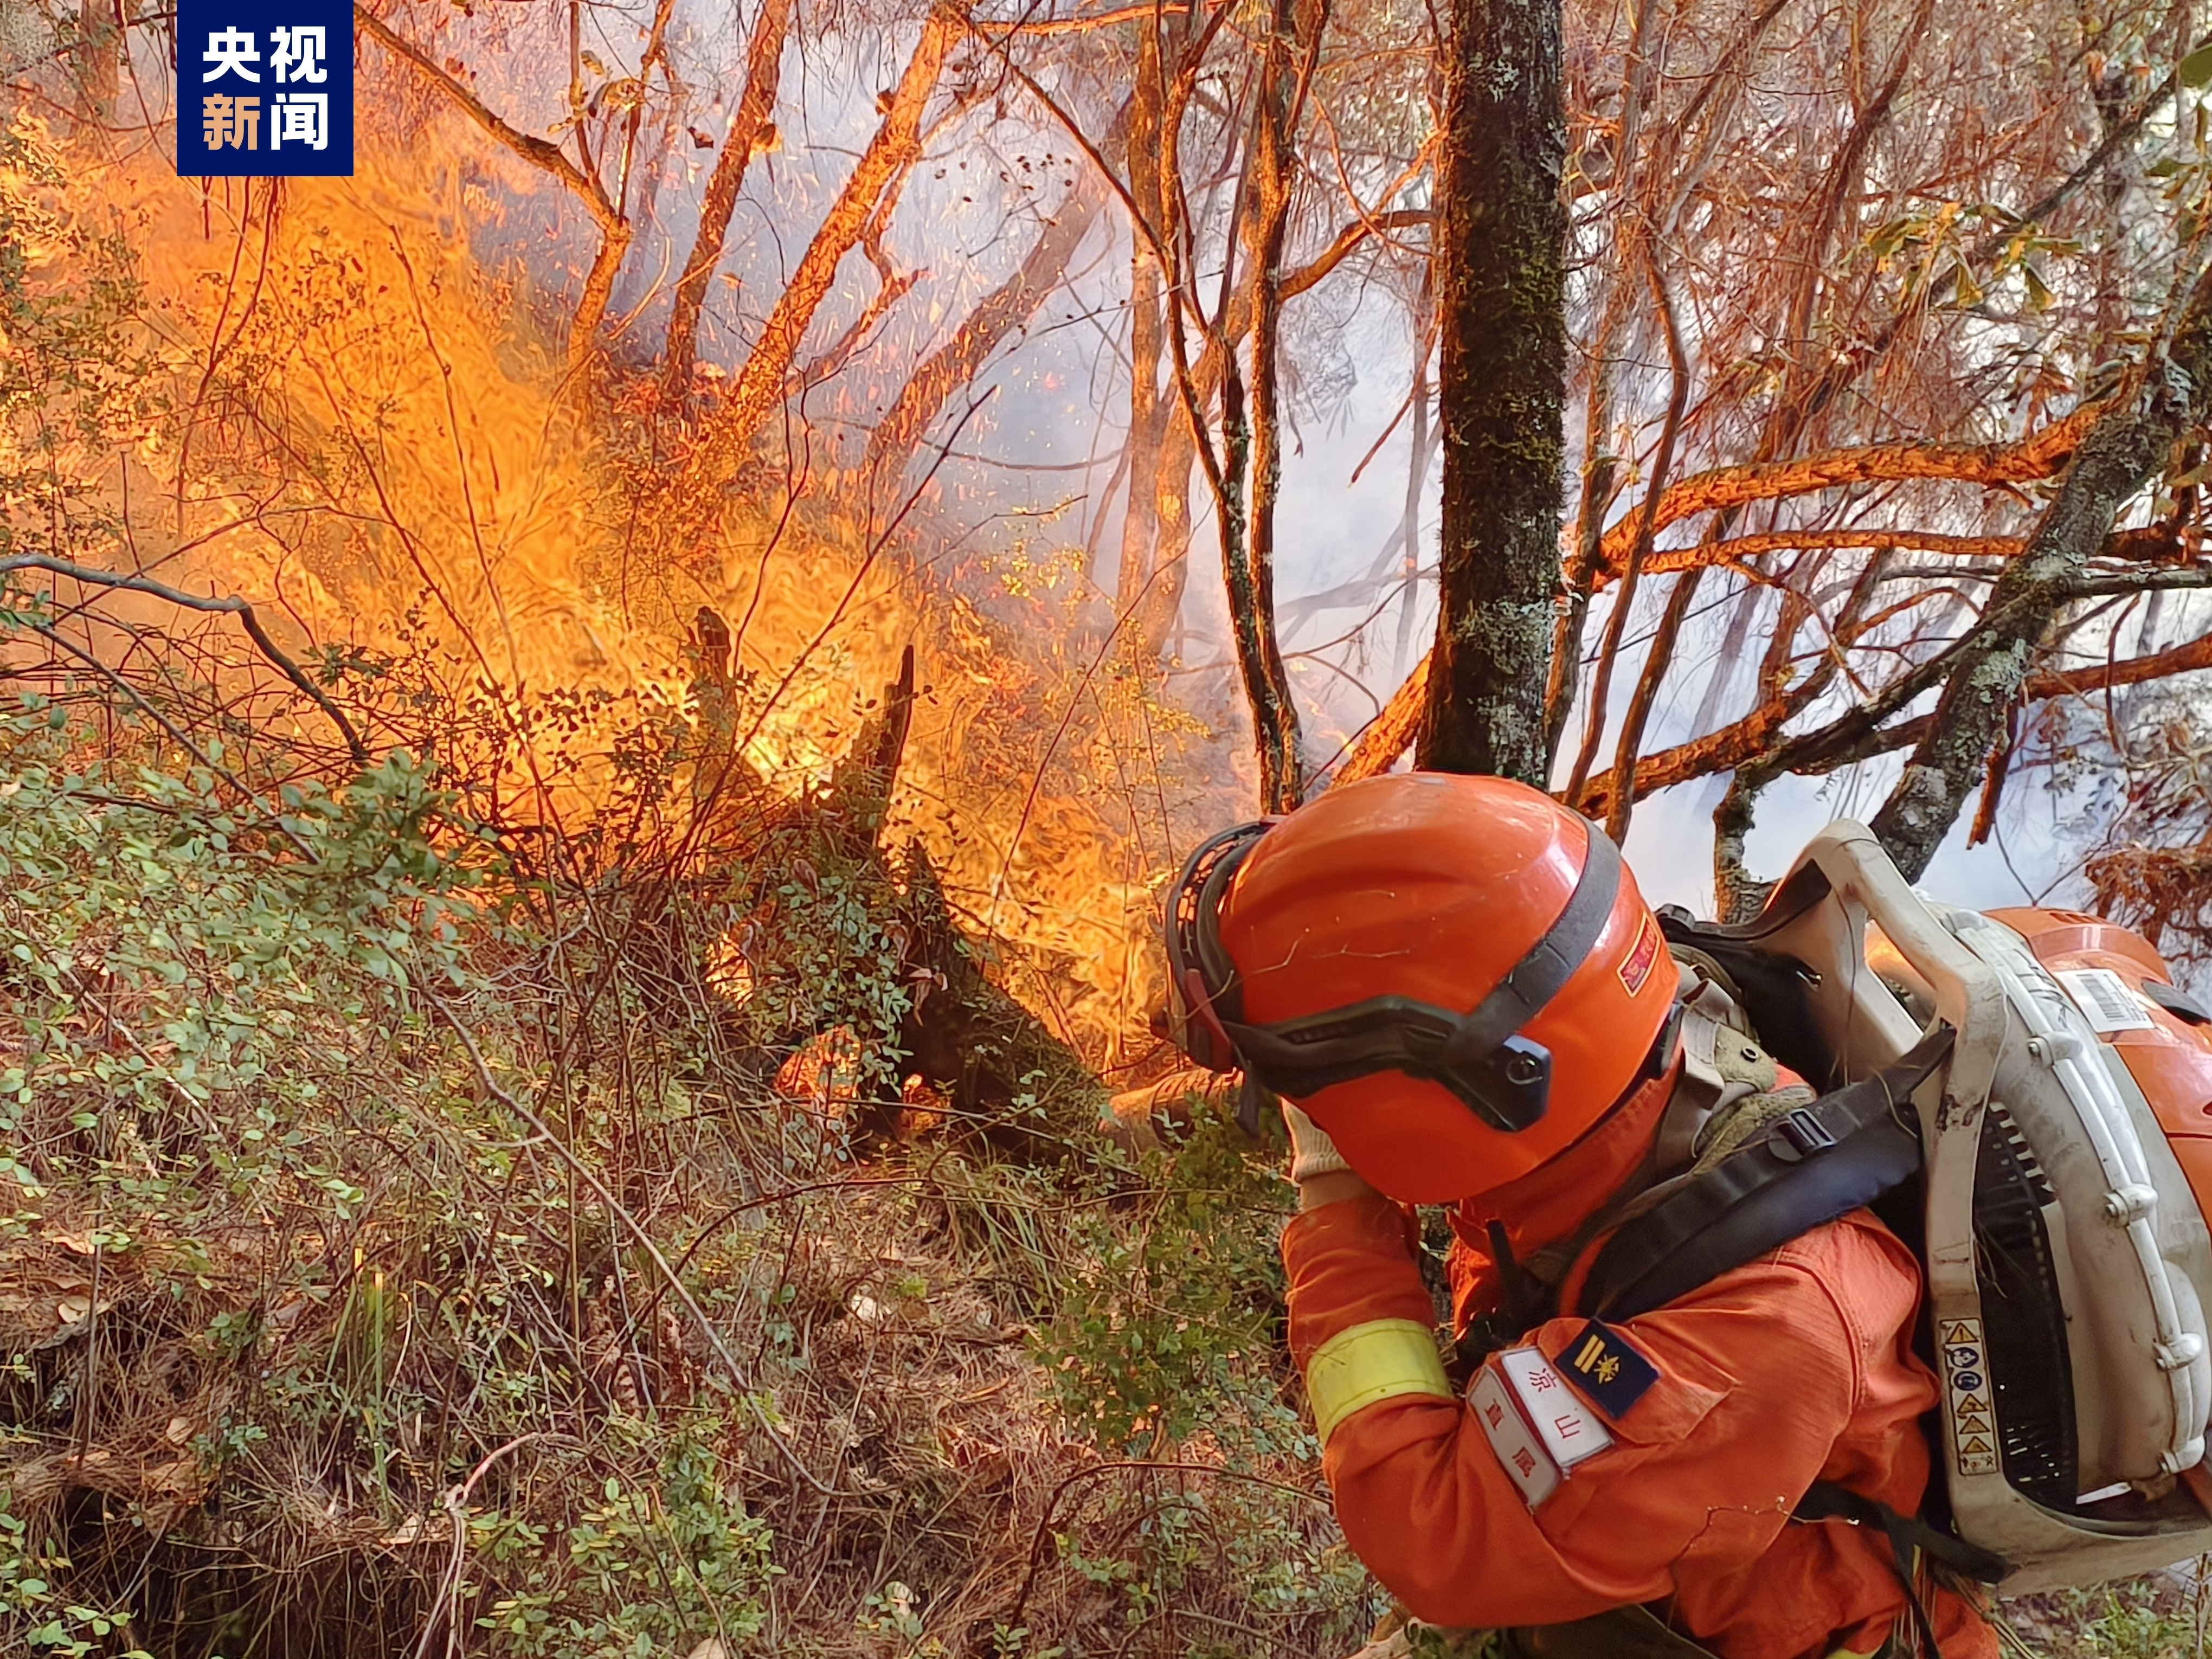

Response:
(1283, 1067), (1997, 1659)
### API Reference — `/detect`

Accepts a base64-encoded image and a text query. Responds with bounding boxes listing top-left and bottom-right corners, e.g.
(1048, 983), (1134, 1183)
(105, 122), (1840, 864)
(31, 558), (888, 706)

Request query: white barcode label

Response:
(2056, 968), (2155, 1034)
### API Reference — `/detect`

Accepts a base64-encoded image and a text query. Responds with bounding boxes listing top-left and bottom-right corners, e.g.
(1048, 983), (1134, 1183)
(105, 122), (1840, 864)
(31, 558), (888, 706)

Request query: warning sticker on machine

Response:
(1940, 1317), (1999, 1477)
(2056, 968), (2156, 1034)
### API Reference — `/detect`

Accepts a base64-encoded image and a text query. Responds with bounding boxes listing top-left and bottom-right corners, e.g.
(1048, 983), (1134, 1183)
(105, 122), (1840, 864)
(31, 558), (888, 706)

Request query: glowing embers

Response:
(773, 1027), (876, 1118)
(703, 925), (757, 1005)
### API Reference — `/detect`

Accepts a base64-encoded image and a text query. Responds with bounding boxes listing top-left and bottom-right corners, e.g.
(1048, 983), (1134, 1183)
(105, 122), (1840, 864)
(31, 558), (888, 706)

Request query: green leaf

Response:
(2182, 41), (2212, 87)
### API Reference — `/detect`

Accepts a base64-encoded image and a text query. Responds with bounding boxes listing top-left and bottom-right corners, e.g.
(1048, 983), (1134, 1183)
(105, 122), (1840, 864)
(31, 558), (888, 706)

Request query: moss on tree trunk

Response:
(1418, 0), (1567, 785)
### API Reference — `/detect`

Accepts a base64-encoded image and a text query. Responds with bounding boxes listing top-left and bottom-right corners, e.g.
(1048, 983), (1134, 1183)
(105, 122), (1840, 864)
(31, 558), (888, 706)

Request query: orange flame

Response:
(16, 109), (1176, 1060)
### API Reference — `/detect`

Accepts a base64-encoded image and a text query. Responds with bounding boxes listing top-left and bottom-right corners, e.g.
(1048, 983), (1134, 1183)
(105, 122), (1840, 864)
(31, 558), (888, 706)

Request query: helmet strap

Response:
(1223, 821), (1626, 1135)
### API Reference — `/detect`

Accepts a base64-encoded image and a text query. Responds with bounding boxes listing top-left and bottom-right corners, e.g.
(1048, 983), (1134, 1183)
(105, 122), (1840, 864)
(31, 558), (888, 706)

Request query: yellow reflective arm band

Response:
(1304, 1317), (1453, 1445)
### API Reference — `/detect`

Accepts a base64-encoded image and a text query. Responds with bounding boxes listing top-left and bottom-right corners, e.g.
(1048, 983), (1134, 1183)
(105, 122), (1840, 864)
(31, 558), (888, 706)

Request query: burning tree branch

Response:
(353, 2), (628, 377)
(690, 3), (966, 485)
(660, 0), (790, 400)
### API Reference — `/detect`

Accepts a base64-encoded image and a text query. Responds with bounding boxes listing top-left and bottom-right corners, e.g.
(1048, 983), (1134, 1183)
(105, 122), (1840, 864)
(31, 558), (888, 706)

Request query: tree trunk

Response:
(690, 3), (960, 488)
(1116, 39), (1171, 616)
(569, 222), (634, 381)
(1236, 0), (1320, 812)
(1137, 400), (1198, 656)
(1564, 247), (1687, 804)
(1869, 260), (2212, 879)
(1393, 273), (1435, 677)
(1418, 0), (1567, 785)
(660, 0), (790, 400)
(1541, 0), (1663, 766)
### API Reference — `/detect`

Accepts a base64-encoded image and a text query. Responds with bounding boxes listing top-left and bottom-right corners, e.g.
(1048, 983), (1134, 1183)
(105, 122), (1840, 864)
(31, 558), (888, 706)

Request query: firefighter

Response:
(1162, 771), (1995, 1659)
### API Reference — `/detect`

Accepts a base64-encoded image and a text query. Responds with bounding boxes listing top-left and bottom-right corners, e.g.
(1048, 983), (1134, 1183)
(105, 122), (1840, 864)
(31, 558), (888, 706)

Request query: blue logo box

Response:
(176, 0), (353, 177)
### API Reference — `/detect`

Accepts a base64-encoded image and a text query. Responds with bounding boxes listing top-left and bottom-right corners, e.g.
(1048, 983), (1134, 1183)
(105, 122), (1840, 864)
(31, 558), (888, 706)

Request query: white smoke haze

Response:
(50, 0), (2212, 1003)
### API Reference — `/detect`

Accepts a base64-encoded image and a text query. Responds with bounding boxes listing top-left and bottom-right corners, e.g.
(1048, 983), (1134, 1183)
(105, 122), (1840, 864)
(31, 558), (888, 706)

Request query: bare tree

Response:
(660, 0), (792, 401)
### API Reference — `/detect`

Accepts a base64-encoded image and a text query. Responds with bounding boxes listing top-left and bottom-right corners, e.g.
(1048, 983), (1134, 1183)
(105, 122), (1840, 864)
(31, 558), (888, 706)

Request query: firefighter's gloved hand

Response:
(1283, 1102), (1352, 1184)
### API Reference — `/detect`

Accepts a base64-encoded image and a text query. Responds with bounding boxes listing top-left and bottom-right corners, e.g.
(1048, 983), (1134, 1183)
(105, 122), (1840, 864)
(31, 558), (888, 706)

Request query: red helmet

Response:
(1165, 773), (1676, 1203)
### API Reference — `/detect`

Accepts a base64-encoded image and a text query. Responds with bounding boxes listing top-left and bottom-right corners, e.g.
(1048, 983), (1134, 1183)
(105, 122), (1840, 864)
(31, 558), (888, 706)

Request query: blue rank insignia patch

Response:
(1558, 1319), (1658, 1420)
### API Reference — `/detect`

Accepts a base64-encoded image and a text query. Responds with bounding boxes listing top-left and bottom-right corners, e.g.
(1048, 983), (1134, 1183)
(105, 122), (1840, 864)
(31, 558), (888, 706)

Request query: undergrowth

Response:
(0, 107), (1373, 1658)
(2002, 1567), (2211, 1658)
(0, 692), (1377, 1659)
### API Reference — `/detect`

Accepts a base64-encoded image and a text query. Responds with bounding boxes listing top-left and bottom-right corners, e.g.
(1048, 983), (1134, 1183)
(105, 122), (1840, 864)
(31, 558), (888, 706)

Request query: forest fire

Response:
(7, 0), (2212, 1651)
(14, 112), (1179, 1066)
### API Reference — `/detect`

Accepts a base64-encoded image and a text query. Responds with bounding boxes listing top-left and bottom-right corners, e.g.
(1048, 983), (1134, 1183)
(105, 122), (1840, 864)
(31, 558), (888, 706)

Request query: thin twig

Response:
(1001, 1459), (1329, 1632)
(2, 553), (369, 763)
(423, 990), (885, 1499)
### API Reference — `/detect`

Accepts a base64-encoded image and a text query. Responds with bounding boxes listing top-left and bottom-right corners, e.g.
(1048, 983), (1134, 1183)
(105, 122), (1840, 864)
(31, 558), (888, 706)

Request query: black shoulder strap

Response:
(1558, 1021), (2013, 1616)
(1656, 897), (1838, 1089)
(1792, 1477), (2010, 1659)
(1793, 1478), (2008, 1585)
(1574, 1027), (1954, 1323)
